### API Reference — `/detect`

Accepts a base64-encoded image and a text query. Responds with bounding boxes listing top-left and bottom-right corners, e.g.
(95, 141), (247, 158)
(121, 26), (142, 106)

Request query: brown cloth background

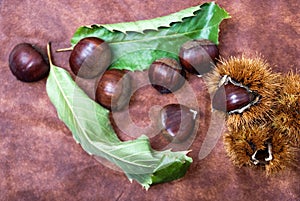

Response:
(0, 0), (299, 200)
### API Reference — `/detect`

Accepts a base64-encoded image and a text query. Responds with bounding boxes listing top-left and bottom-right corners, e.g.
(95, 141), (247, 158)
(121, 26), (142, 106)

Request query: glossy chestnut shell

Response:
(212, 82), (258, 114)
(9, 43), (49, 82)
(148, 58), (185, 94)
(95, 69), (132, 111)
(69, 37), (111, 78)
(179, 39), (219, 75)
(160, 104), (197, 143)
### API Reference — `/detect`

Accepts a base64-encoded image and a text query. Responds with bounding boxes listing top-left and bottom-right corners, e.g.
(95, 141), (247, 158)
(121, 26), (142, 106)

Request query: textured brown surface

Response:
(0, 0), (299, 200)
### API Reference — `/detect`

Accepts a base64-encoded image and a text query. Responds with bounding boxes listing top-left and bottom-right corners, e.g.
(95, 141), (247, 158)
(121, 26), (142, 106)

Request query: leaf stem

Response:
(47, 42), (54, 66)
(56, 47), (73, 52)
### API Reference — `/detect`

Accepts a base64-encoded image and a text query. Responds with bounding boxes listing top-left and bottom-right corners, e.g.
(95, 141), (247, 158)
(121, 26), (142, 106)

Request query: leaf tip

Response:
(144, 185), (150, 191)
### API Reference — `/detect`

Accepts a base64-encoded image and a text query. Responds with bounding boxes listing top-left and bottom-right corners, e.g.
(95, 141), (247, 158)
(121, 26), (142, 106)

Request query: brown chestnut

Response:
(148, 58), (185, 94)
(179, 39), (219, 75)
(69, 37), (111, 78)
(212, 76), (261, 114)
(160, 104), (197, 143)
(95, 69), (132, 111)
(8, 43), (49, 82)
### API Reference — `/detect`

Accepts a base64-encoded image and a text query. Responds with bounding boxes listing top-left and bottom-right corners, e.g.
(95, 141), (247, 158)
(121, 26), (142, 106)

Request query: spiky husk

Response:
(205, 55), (281, 131)
(265, 130), (298, 175)
(272, 72), (300, 146)
(223, 124), (298, 175)
(223, 123), (270, 168)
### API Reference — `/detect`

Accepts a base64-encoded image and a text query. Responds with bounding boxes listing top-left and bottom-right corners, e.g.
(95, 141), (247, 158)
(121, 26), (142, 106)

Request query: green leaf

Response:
(71, 2), (230, 71)
(46, 44), (192, 189)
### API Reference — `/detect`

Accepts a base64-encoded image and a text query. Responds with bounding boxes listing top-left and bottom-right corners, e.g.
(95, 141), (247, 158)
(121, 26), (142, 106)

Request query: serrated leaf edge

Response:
(82, 4), (201, 34)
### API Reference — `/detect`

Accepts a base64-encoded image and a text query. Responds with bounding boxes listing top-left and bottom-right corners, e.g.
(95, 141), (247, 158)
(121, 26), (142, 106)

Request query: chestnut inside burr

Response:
(212, 75), (261, 114)
(251, 142), (273, 165)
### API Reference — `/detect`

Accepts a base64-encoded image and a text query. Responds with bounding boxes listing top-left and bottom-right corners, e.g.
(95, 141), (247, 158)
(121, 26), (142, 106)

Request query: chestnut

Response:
(95, 69), (132, 111)
(69, 37), (111, 78)
(212, 76), (261, 114)
(179, 39), (219, 75)
(160, 104), (197, 143)
(8, 43), (49, 82)
(148, 58), (185, 94)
